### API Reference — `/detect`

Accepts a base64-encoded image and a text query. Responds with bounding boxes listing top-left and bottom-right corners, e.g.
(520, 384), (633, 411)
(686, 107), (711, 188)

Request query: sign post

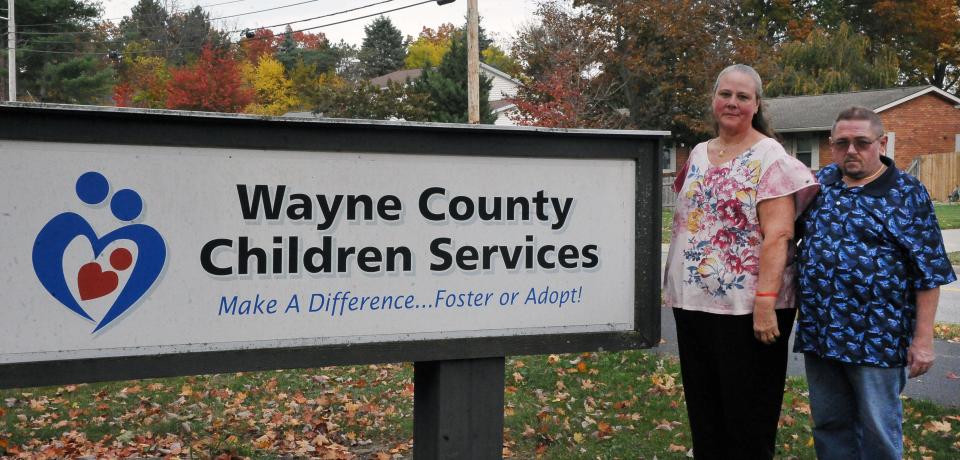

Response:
(0, 103), (666, 457)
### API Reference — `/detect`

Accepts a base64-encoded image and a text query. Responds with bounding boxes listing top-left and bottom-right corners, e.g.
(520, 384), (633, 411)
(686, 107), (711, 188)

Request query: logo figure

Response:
(33, 171), (166, 333)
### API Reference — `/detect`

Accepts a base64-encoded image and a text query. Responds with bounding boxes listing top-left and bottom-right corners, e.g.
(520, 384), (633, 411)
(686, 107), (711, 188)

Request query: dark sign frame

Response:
(0, 103), (665, 389)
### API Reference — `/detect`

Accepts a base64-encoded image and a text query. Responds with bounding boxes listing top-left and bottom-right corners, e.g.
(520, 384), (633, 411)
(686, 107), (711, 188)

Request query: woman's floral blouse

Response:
(663, 138), (818, 315)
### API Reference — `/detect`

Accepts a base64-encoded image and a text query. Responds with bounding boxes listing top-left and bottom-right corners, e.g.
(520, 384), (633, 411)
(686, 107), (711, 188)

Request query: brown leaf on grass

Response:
(513, 371), (525, 383)
(577, 361), (589, 373)
(596, 421), (613, 438)
(778, 414), (796, 427)
(923, 420), (952, 432)
(668, 443), (687, 452)
(523, 425), (536, 438)
(180, 385), (193, 396)
(547, 354), (560, 364)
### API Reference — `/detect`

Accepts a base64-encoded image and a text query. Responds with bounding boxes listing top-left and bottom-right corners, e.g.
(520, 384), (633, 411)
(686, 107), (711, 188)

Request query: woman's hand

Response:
(753, 298), (779, 344)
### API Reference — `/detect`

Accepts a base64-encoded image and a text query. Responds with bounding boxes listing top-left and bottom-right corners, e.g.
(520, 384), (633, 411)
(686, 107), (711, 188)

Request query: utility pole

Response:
(6, 0), (14, 102)
(466, 0), (479, 124)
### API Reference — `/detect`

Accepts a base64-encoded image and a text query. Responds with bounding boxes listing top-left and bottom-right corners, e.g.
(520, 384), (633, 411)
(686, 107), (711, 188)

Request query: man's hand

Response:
(753, 299), (779, 344)
(907, 336), (935, 378)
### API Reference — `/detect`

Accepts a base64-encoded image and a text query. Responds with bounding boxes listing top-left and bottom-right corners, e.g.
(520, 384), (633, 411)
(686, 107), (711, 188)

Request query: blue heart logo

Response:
(32, 172), (166, 333)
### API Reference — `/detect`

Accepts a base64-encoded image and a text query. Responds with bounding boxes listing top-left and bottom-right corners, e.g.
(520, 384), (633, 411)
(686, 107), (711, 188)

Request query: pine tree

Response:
(9, 0), (111, 103)
(412, 30), (495, 124)
(357, 16), (406, 78)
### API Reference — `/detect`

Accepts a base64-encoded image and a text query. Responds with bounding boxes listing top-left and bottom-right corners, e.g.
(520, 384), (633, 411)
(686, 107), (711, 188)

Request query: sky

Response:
(98, 0), (539, 47)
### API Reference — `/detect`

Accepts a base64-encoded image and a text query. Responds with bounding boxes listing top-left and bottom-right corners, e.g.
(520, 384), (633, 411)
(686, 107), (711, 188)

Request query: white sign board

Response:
(0, 140), (636, 364)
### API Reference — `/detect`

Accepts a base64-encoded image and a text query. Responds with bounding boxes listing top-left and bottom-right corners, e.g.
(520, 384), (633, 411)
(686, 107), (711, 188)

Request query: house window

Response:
(662, 145), (676, 172)
(788, 135), (820, 169)
(795, 137), (813, 168)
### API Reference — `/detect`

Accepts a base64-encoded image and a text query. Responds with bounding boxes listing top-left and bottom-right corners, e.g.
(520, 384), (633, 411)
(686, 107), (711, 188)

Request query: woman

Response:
(663, 64), (817, 459)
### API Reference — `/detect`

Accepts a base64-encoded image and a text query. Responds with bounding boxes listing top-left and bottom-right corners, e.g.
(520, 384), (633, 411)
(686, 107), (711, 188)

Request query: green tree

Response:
(118, 1), (227, 66)
(358, 16), (407, 78)
(481, 45), (521, 76)
(412, 30), (495, 124)
(763, 23), (899, 97)
(314, 79), (434, 121)
(39, 56), (115, 104)
(805, 0), (960, 92)
(9, 0), (112, 103)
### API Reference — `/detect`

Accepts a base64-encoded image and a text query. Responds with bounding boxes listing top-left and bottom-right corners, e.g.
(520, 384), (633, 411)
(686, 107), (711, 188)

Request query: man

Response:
(794, 106), (956, 459)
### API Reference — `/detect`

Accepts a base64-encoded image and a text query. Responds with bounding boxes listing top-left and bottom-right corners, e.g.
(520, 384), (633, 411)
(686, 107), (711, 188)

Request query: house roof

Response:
(369, 69), (424, 87)
(369, 63), (521, 89)
(765, 85), (960, 132)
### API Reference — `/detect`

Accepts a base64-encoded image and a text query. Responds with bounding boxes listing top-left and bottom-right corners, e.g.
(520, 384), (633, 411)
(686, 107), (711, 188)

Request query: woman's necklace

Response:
(714, 137), (748, 159)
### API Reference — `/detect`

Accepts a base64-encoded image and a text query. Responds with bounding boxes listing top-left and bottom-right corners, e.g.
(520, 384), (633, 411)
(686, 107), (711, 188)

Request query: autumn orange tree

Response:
(509, 1), (604, 128)
(113, 55), (171, 108)
(166, 46), (253, 112)
(573, 0), (734, 140)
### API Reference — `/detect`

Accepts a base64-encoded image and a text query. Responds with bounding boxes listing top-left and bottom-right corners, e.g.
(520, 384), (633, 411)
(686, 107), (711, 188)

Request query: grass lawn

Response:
(936, 204), (960, 230)
(2, 351), (959, 459)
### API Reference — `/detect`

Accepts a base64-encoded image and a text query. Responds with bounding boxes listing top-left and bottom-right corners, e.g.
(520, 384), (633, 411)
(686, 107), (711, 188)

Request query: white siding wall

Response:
(485, 74), (519, 101)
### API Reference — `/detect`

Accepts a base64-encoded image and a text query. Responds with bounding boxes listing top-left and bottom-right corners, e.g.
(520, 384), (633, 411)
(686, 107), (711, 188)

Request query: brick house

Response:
(664, 85), (960, 174)
(765, 85), (960, 171)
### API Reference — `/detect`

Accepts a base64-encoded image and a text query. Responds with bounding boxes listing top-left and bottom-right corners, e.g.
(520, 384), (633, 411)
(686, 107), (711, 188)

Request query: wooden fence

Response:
(662, 175), (677, 208)
(910, 152), (960, 202)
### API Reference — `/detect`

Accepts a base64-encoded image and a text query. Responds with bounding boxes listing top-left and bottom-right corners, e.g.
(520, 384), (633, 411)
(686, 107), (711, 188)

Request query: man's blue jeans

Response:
(804, 353), (907, 460)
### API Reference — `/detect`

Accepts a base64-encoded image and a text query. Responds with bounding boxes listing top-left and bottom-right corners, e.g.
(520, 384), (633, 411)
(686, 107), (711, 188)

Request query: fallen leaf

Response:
(668, 443), (687, 452)
(923, 420), (952, 432)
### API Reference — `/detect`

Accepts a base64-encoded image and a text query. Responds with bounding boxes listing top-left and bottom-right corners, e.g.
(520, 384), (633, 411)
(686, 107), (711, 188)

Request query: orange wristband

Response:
(755, 291), (778, 297)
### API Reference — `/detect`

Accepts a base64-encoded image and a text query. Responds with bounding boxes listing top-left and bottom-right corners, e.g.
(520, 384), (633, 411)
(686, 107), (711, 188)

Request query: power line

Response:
(18, 0), (252, 28)
(15, 0), (394, 41)
(14, 0), (393, 37)
(2, 0), (435, 56)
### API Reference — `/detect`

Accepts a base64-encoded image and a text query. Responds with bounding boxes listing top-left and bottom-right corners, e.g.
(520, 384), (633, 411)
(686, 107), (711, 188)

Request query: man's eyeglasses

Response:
(830, 135), (883, 152)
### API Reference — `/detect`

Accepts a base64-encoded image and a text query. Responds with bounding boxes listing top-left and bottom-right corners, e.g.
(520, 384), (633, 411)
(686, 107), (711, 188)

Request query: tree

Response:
(313, 79), (434, 121)
(509, 1), (603, 128)
(481, 45), (521, 76)
(39, 57), (115, 104)
(803, 0), (960, 93)
(117, 1), (227, 66)
(358, 16), (407, 78)
(243, 55), (299, 116)
(113, 55), (170, 108)
(573, 0), (734, 140)
(275, 27), (343, 75)
(166, 46), (252, 112)
(412, 30), (495, 124)
(763, 23), (899, 97)
(9, 0), (112, 103)
(404, 24), (456, 69)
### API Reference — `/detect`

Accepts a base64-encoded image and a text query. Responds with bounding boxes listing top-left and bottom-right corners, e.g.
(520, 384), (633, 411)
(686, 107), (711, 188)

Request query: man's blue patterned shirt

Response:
(794, 156), (956, 367)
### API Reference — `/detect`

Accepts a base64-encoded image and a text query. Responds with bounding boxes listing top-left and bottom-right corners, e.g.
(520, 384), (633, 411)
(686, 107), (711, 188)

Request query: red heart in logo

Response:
(78, 262), (119, 301)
